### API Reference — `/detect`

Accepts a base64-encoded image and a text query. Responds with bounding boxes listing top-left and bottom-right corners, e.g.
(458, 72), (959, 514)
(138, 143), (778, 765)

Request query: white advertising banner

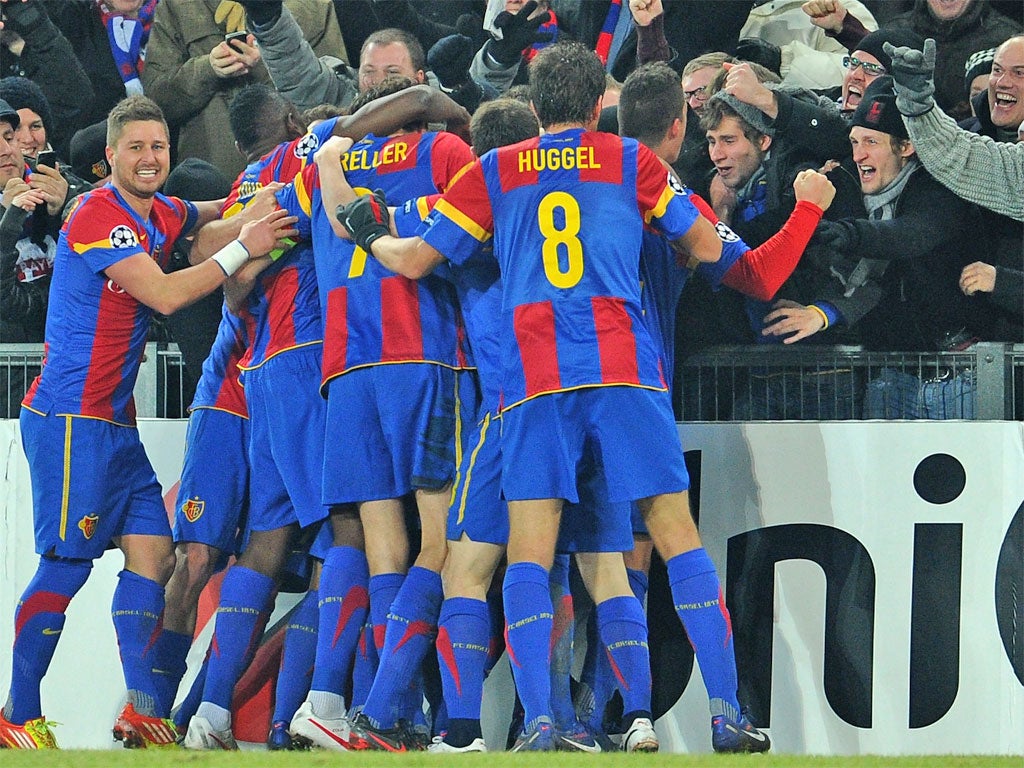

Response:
(0, 418), (189, 749)
(658, 422), (1024, 756)
(0, 419), (1021, 754)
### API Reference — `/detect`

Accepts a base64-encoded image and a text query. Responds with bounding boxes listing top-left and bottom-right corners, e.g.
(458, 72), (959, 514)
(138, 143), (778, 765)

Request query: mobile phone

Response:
(35, 150), (58, 169)
(225, 31), (248, 51)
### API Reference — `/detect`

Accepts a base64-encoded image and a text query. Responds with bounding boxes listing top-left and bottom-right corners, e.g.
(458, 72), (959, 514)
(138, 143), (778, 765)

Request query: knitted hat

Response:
(69, 121), (109, 183)
(850, 76), (908, 140)
(707, 90), (775, 137)
(0, 98), (19, 130)
(964, 47), (996, 93)
(0, 77), (53, 133)
(853, 28), (926, 74)
(163, 158), (232, 201)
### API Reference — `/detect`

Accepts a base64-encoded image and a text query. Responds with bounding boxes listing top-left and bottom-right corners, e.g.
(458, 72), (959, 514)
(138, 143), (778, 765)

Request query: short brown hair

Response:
(360, 28), (426, 74)
(107, 94), (168, 148)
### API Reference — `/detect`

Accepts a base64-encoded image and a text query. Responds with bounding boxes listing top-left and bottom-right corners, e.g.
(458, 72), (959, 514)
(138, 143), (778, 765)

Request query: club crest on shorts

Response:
(109, 225), (138, 249)
(78, 514), (99, 539)
(181, 497), (205, 523)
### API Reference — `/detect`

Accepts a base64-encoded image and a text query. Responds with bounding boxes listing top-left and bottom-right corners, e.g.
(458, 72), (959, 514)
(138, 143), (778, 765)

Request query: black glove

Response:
(1, 0), (50, 38)
(428, 33), (477, 90)
(732, 37), (782, 78)
(813, 219), (856, 255)
(338, 190), (391, 254)
(485, 1), (553, 67)
(884, 38), (937, 117)
(238, 0), (283, 28)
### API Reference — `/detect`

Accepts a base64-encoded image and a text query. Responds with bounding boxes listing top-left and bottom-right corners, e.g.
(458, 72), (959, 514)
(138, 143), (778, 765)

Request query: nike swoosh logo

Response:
(41, 628), (62, 635)
(369, 732), (406, 752)
(311, 720), (351, 746)
(734, 725), (767, 742)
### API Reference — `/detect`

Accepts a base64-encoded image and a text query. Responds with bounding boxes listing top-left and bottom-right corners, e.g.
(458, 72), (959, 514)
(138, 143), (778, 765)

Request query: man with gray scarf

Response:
(761, 77), (991, 417)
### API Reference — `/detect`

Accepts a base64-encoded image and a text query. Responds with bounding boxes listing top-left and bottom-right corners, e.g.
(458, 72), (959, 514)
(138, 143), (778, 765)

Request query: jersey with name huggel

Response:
(421, 129), (700, 412)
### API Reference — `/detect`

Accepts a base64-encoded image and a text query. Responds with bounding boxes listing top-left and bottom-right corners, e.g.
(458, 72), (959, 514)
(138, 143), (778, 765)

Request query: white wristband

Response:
(211, 239), (250, 277)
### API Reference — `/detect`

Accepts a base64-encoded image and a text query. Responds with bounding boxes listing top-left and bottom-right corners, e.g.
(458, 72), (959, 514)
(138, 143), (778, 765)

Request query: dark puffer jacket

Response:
(883, 0), (1020, 120)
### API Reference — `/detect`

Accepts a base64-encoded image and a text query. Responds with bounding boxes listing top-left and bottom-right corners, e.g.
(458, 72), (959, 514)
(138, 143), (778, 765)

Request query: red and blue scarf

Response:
(594, 0), (622, 65)
(97, 0), (158, 95)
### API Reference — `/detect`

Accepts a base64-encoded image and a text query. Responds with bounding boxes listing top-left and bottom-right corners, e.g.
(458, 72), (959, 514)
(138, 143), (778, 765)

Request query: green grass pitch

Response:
(0, 752), (1019, 768)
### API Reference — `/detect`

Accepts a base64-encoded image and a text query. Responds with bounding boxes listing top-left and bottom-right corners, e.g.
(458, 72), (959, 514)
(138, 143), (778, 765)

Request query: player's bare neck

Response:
(542, 121), (590, 135)
(115, 183), (155, 220)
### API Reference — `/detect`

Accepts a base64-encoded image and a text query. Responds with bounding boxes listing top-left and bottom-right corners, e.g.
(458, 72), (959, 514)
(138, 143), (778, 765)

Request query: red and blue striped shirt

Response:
(23, 186), (197, 425)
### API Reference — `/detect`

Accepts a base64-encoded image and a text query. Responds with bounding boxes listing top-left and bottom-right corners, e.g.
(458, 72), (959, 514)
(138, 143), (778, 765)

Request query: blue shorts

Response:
(558, 447), (634, 554)
(323, 363), (458, 504)
(307, 519), (334, 562)
(173, 409), (250, 552)
(245, 347), (328, 530)
(20, 409), (170, 560)
(500, 387), (689, 503)
(630, 502), (649, 536)
(173, 408), (250, 554)
(447, 411), (507, 546)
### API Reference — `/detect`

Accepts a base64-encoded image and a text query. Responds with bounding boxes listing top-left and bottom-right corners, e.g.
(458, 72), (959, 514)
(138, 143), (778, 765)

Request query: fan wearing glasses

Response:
(838, 28), (926, 114)
(710, 30), (926, 172)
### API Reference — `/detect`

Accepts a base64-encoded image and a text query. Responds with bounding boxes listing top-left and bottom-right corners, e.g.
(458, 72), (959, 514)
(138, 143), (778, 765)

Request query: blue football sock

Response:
(361, 566), (442, 729)
(627, 567), (649, 604)
(272, 589), (319, 724)
(548, 555), (576, 729)
(201, 566), (274, 711)
(666, 549), (740, 716)
(149, 629), (192, 716)
(173, 646), (208, 730)
(408, 677), (428, 730)
(5, 557), (91, 724)
(581, 567), (650, 730)
(597, 594), (651, 719)
(502, 561), (553, 729)
(353, 573), (403, 710)
(350, 622), (377, 710)
(436, 597), (490, 722)
(428, 682), (447, 737)
(309, 547), (369, 706)
(112, 569), (166, 716)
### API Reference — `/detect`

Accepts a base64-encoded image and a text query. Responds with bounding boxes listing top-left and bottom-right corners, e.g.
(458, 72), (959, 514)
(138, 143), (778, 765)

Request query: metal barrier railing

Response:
(676, 342), (1023, 421)
(2, 342), (1022, 422)
(0, 342), (191, 420)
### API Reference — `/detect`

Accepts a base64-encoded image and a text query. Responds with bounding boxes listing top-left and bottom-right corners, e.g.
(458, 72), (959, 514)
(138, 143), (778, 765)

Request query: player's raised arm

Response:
(314, 135), (357, 239)
(105, 208), (298, 315)
(190, 182), (288, 263)
(338, 194), (446, 279)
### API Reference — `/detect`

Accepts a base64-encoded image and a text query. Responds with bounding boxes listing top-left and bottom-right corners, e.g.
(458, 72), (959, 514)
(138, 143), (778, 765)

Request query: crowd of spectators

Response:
(0, 0), (1021, 420)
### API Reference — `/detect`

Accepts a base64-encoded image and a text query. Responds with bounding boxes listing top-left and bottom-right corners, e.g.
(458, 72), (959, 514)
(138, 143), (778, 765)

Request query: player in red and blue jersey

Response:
(0, 95), (293, 751)
(178, 85), (342, 752)
(149, 304), (252, 722)
(355, 102), (623, 754)
(342, 43), (772, 753)
(569, 62), (836, 750)
(275, 77), (476, 750)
